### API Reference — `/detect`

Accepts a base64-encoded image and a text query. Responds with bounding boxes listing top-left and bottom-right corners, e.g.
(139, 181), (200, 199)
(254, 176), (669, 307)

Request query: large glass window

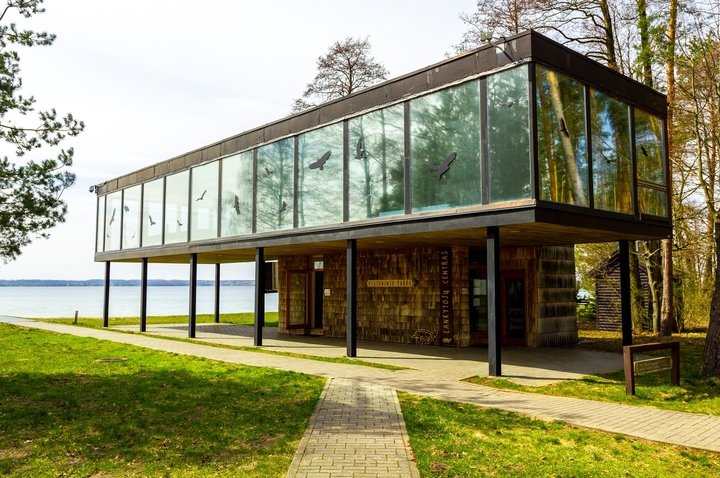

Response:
(348, 105), (405, 220)
(488, 66), (531, 203)
(591, 89), (632, 214)
(410, 80), (481, 212)
(142, 178), (163, 247)
(164, 171), (189, 244)
(256, 138), (294, 232)
(536, 66), (589, 206)
(96, 196), (105, 252)
(121, 185), (141, 249)
(190, 161), (219, 241)
(635, 108), (668, 217)
(298, 123), (343, 227)
(221, 151), (253, 237)
(104, 191), (122, 251)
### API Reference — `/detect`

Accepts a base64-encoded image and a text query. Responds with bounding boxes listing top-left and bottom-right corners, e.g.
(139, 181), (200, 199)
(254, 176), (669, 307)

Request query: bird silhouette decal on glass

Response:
(559, 118), (570, 138)
(233, 194), (241, 215)
(279, 201), (288, 213)
(123, 204), (130, 213)
(640, 146), (648, 157)
(108, 208), (116, 225)
(177, 220), (183, 227)
(196, 189), (207, 201)
(431, 152), (457, 180)
(148, 215), (156, 226)
(309, 150), (331, 170)
(264, 167), (273, 176)
(355, 137), (366, 159)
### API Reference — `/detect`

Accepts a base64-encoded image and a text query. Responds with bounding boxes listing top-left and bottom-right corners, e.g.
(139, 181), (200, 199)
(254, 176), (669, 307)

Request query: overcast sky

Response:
(0, 0), (477, 280)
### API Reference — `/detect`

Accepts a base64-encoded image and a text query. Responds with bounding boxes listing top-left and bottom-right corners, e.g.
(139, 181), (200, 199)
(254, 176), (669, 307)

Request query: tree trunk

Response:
(660, 0), (677, 337)
(599, 0), (619, 71)
(701, 218), (720, 377)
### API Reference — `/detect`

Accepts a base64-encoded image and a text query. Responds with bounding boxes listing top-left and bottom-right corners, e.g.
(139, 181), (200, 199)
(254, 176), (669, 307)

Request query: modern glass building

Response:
(94, 31), (670, 375)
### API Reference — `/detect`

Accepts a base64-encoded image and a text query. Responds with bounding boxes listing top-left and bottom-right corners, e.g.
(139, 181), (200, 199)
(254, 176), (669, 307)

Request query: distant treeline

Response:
(0, 279), (255, 287)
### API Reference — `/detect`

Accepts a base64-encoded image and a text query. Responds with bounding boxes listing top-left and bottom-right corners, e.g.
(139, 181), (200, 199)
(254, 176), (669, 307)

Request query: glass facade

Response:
(256, 138), (294, 232)
(635, 108), (668, 217)
(121, 185), (141, 249)
(591, 88), (633, 214)
(221, 151), (253, 237)
(488, 66), (531, 203)
(410, 81), (482, 212)
(348, 104), (404, 220)
(96, 63), (669, 253)
(190, 161), (219, 241)
(142, 178), (164, 247)
(536, 66), (589, 206)
(298, 123), (343, 227)
(164, 171), (189, 244)
(104, 191), (122, 251)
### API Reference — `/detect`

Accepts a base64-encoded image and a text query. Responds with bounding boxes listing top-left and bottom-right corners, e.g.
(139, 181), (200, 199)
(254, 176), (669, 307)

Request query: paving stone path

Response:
(286, 378), (420, 478)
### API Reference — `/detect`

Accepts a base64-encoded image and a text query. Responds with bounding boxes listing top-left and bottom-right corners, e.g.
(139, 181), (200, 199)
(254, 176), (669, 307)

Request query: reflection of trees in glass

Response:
(221, 151), (253, 237)
(410, 80), (481, 212)
(256, 139), (294, 232)
(488, 66), (531, 203)
(298, 123), (343, 227)
(121, 185), (141, 249)
(190, 162), (218, 241)
(536, 66), (588, 206)
(635, 108), (667, 216)
(590, 89), (632, 214)
(105, 191), (121, 251)
(164, 171), (189, 244)
(142, 179), (163, 247)
(348, 105), (404, 219)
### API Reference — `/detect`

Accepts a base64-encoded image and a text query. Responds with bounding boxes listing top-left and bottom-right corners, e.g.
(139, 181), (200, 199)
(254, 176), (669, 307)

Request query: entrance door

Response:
(312, 271), (324, 330)
(502, 272), (526, 345)
(285, 271), (309, 332)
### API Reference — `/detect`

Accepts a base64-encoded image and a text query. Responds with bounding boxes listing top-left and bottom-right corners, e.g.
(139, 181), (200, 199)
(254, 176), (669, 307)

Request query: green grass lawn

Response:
(41, 311), (279, 328)
(400, 392), (720, 477)
(0, 323), (324, 477)
(468, 329), (720, 415)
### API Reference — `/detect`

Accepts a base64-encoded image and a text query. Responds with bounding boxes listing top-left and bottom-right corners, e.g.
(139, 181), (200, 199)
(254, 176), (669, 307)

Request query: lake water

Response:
(0, 286), (278, 318)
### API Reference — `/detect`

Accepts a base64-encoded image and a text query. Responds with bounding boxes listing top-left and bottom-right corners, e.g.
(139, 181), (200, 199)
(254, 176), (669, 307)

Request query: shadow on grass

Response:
(0, 325), (323, 477)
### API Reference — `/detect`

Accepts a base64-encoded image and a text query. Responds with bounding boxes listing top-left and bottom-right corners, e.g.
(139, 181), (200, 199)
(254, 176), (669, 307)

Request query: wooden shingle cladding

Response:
(590, 252), (650, 331)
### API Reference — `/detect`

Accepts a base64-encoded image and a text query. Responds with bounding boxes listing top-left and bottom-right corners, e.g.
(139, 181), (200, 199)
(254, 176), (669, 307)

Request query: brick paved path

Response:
(286, 379), (420, 478)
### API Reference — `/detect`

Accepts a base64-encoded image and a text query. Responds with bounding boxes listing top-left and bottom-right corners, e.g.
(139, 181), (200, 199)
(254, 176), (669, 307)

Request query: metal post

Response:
(140, 258), (148, 332)
(103, 261), (111, 328)
(487, 226), (502, 376)
(188, 253), (198, 338)
(254, 248), (265, 346)
(619, 240), (633, 346)
(214, 263), (221, 323)
(346, 239), (358, 357)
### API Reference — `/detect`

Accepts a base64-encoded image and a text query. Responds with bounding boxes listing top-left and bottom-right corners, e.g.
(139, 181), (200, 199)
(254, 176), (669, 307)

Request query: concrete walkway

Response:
(286, 379), (420, 478)
(3, 316), (720, 457)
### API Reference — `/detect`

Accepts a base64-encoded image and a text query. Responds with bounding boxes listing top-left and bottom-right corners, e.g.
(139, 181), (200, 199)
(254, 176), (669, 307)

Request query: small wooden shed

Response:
(588, 252), (650, 331)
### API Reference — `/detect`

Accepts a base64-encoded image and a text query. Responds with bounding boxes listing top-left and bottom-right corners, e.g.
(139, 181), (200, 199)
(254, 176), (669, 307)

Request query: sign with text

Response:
(439, 248), (454, 345)
(366, 279), (415, 288)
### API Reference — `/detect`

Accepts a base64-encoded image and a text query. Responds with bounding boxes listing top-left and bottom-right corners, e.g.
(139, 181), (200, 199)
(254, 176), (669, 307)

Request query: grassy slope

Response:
(0, 323), (324, 477)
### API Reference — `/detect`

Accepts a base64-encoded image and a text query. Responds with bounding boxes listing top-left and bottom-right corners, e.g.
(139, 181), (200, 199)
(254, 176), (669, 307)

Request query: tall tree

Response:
(0, 0), (84, 264)
(292, 37), (388, 112)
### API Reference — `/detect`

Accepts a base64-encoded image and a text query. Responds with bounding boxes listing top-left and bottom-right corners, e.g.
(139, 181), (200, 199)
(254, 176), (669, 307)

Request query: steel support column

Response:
(214, 263), (221, 324)
(103, 261), (110, 328)
(487, 226), (502, 376)
(140, 258), (148, 332)
(619, 240), (633, 346)
(346, 239), (358, 357)
(254, 248), (265, 346)
(188, 253), (198, 338)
